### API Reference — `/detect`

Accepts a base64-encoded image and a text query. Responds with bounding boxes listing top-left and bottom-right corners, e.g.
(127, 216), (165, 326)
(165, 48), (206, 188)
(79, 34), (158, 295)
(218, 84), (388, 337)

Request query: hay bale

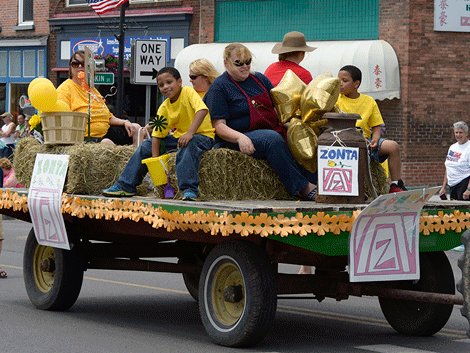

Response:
(367, 159), (388, 198)
(155, 149), (292, 200)
(13, 138), (141, 195)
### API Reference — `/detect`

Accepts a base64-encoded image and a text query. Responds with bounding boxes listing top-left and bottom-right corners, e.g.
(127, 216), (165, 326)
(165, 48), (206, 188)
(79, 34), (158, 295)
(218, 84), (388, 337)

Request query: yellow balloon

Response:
(29, 81), (58, 112)
(49, 100), (71, 112)
(27, 77), (50, 98)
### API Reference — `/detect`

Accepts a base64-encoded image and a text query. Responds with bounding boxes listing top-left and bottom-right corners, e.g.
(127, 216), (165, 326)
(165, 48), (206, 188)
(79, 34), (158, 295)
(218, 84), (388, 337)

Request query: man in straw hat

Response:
(264, 31), (316, 86)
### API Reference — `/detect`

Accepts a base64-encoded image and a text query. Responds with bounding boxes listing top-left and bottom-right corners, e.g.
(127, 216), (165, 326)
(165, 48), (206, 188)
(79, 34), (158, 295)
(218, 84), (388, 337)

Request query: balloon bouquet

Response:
(27, 77), (71, 140)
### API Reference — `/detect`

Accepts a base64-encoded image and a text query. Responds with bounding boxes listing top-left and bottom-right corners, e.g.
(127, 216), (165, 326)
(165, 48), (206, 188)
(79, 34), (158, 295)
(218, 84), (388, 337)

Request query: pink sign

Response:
(28, 154), (70, 250)
(349, 187), (439, 282)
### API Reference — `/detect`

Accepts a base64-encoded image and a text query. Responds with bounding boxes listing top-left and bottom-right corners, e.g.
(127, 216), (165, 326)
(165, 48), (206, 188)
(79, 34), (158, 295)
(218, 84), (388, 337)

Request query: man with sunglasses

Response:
(57, 50), (140, 145)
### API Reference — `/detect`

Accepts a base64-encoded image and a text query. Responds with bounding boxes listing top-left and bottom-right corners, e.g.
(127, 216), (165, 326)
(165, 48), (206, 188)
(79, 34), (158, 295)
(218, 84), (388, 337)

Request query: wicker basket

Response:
(41, 112), (88, 145)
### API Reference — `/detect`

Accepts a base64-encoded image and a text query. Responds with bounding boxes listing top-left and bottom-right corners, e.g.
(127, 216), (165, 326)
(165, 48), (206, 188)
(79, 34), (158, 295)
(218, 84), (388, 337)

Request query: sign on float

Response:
(131, 39), (167, 85)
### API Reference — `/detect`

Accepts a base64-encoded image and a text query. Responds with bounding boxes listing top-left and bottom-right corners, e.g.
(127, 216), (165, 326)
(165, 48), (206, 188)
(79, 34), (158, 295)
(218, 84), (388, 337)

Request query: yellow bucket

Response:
(142, 154), (171, 186)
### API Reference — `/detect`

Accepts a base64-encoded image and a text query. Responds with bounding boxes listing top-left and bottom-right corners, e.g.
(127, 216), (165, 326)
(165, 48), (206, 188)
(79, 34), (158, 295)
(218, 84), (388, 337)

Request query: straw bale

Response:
(154, 149), (292, 201)
(12, 138), (145, 195)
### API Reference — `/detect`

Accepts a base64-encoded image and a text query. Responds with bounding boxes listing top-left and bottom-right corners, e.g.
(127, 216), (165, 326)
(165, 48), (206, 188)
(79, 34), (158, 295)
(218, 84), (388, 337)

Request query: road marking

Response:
(84, 275), (189, 295)
(2, 263), (468, 340)
(356, 344), (436, 353)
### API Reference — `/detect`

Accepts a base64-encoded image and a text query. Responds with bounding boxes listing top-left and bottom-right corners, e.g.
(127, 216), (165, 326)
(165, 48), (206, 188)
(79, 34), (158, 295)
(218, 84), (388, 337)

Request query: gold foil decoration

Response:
(271, 69), (307, 123)
(300, 72), (341, 123)
(287, 118), (318, 173)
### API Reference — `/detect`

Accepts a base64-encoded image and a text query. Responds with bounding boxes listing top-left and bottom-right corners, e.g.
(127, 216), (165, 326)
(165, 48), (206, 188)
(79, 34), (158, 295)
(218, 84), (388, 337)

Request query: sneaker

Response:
(389, 179), (407, 193)
(182, 190), (197, 201)
(102, 184), (136, 197)
(303, 187), (317, 201)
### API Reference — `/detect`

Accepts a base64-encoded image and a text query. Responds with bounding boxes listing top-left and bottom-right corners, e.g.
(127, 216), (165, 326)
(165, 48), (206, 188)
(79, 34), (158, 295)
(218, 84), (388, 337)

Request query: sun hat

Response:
(272, 31), (316, 55)
(0, 112), (13, 119)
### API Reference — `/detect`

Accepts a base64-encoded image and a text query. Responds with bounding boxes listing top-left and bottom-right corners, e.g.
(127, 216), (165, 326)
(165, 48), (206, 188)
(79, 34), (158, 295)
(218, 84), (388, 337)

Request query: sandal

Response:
(0, 268), (7, 278)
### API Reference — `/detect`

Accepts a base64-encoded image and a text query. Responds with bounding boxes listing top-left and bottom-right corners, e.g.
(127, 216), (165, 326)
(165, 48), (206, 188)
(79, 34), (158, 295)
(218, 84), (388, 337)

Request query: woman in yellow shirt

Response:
(57, 50), (140, 145)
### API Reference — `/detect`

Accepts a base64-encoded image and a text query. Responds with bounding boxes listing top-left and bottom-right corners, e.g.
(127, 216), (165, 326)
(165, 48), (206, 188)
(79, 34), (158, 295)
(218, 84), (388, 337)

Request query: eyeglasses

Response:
(232, 58), (252, 67)
(70, 61), (84, 68)
(189, 74), (200, 80)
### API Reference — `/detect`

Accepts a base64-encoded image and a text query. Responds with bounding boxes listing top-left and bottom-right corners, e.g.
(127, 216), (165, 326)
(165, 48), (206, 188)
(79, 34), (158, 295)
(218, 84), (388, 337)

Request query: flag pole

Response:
(116, 2), (128, 118)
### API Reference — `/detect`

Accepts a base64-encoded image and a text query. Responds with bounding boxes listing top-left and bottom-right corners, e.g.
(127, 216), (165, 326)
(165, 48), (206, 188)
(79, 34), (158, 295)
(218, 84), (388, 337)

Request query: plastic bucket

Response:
(142, 154), (171, 186)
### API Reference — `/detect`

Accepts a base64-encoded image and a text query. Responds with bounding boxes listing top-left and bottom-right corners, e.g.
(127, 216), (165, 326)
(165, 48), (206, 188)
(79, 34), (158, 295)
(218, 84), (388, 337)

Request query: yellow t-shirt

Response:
(152, 86), (214, 139)
(56, 79), (112, 138)
(336, 93), (384, 139)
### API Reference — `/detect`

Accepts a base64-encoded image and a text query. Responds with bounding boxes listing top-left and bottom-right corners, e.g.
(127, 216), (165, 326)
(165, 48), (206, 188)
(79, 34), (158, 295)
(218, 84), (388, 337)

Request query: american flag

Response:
(87, 0), (128, 15)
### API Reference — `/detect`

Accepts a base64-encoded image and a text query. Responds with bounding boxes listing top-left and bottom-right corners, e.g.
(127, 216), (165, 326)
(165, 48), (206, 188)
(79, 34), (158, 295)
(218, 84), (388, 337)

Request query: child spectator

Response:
(336, 65), (407, 193)
(102, 67), (214, 201)
(0, 157), (23, 188)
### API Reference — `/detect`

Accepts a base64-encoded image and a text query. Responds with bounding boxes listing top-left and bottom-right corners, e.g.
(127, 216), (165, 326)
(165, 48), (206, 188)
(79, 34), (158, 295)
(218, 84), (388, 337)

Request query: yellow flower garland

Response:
(0, 190), (468, 238)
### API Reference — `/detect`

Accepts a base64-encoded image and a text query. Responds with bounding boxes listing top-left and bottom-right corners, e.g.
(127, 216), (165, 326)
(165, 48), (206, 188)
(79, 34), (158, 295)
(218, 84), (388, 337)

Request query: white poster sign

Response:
(434, 0), (470, 32)
(317, 146), (359, 196)
(28, 154), (70, 250)
(349, 187), (439, 282)
(131, 39), (167, 85)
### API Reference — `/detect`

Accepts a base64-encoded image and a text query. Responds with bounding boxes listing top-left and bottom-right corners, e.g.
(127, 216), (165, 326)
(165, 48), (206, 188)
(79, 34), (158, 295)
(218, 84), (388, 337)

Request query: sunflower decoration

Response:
(149, 114), (168, 133)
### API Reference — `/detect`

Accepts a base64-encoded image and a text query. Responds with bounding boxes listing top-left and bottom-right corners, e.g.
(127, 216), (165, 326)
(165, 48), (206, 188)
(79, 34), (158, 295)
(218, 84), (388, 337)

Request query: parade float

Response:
(0, 54), (468, 348)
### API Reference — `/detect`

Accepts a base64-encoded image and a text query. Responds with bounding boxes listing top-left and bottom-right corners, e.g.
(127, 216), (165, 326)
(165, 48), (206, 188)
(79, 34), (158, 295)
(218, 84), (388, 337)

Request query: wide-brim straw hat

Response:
(272, 31), (316, 54)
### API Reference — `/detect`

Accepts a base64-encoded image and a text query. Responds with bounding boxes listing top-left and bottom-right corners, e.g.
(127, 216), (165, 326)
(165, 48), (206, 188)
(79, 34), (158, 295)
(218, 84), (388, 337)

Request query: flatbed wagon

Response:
(0, 188), (469, 347)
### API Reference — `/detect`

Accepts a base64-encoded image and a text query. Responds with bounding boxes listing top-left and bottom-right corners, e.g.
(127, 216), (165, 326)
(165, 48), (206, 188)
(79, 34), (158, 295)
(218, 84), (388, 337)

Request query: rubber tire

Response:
(23, 228), (84, 311)
(179, 258), (200, 301)
(379, 251), (454, 336)
(199, 241), (277, 347)
(457, 230), (470, 337)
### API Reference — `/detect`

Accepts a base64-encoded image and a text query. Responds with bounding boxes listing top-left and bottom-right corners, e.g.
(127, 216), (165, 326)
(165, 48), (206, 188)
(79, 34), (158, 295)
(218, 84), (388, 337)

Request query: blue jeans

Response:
(115, 135), (213, 194)
(215, 129), (315, 196)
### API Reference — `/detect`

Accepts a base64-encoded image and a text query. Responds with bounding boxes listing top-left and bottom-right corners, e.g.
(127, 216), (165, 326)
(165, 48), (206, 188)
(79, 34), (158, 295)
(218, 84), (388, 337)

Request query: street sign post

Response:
(94, 73), (115, 85)
(131, 39), (167, 85)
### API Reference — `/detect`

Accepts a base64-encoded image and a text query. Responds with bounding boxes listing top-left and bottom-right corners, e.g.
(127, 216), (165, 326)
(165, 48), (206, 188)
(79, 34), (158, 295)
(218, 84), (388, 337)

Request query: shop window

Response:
(0, 84), (6, 113)
(10, 83), (28, 115)
(18, 0), (33, 25)
(38, 50), (45, 77)
(0, 52), (7, 77)
(23, 50), (36, 77)
(67, 0), (88, 6)
(9, 52), (21, 78)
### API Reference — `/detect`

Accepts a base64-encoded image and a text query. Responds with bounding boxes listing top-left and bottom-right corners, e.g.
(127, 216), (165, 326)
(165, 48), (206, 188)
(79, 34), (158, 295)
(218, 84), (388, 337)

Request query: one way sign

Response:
(131, 39), (167, 85)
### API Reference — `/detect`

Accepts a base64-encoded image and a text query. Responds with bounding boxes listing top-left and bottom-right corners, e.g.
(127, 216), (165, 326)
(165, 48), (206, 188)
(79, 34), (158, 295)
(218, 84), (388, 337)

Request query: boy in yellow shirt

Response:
(336, 65), (406, 193)
(103, 67), (214, 200)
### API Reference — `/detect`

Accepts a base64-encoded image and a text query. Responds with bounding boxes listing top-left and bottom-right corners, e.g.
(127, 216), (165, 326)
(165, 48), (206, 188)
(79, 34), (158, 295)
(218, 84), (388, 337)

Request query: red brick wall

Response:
(1, 0), (49, 36)
(379, 0), (470, 186)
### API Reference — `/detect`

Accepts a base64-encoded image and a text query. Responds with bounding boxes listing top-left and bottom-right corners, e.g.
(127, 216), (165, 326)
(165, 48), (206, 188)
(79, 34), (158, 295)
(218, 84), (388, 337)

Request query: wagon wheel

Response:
(199, 241), (277, 347)
(379, 251), (454, 336)
(457, 230), (470, 337)
(23, 228), (84, 311)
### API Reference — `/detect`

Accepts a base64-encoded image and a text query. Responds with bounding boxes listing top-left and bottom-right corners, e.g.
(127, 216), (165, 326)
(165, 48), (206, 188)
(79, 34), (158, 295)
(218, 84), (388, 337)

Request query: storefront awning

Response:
(175, 40), (400, 100)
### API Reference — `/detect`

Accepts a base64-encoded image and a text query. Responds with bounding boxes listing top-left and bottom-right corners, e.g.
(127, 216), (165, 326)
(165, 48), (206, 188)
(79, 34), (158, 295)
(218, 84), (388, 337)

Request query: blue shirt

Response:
(204, 71), (274, 132)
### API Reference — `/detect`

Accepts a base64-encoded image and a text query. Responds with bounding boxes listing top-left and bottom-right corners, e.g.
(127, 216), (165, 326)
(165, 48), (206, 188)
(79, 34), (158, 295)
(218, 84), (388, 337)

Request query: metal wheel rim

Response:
(33, 245), (55, 293)
(211, 261), (245, 327)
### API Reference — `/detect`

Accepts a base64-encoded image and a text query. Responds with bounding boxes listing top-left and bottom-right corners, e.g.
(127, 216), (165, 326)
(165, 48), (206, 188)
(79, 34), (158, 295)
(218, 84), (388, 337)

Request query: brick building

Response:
(1, 1), (468, 187)
(0, 0), (49, 114)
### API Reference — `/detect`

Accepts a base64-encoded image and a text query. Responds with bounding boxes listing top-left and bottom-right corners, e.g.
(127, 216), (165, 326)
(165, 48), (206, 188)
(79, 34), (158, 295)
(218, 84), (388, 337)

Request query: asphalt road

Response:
(1, 218), (469, 353)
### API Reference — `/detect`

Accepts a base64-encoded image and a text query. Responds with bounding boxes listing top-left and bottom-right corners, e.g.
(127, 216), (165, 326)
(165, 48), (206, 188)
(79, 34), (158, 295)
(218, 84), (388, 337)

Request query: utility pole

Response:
(115, 2), (129, 118)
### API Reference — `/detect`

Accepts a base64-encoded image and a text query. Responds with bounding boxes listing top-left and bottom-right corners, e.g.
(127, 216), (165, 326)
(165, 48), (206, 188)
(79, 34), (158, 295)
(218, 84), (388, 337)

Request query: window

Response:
(9, 51), (21, 77)
(18, 0), (33, 25)
(67, 0), (88, 6)
(23, 50), (36, 77)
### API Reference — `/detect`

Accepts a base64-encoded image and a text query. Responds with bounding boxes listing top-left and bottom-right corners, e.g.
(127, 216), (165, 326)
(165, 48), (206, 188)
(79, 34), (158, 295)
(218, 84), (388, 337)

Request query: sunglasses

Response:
(232, 58), (252, 67)
(70, 61), (84, 68)
(189, 74), (200, 80)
